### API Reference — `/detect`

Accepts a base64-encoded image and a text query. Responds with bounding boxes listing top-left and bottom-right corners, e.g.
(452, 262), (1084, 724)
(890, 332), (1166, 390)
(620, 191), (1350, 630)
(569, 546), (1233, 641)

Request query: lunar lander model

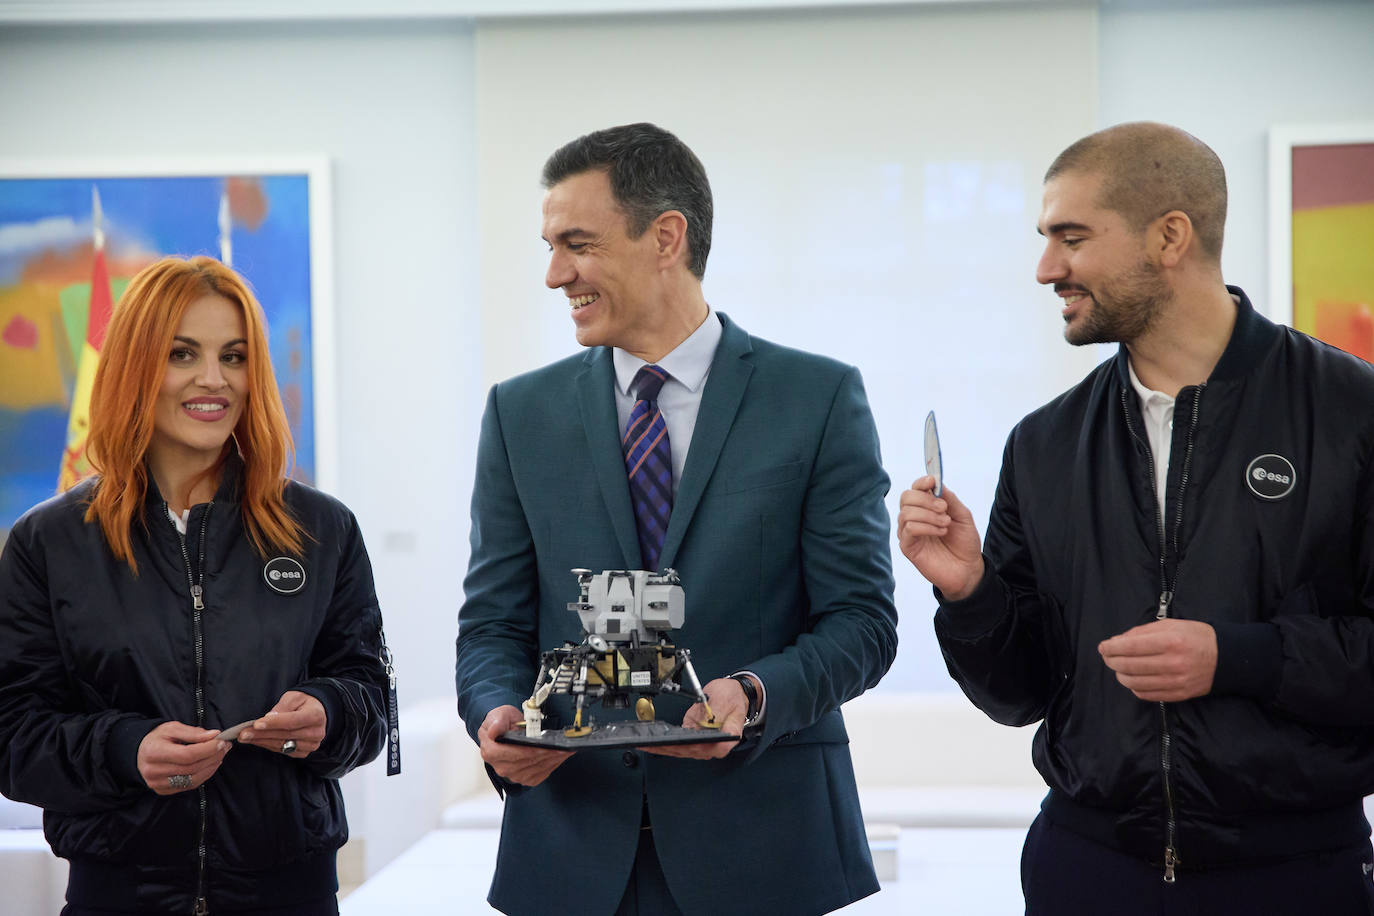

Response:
(498, 568), (734, 750)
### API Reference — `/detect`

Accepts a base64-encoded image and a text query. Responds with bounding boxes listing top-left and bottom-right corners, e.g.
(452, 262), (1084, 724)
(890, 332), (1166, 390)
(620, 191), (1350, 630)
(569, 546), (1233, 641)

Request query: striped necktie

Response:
(623, 364), (673, 571)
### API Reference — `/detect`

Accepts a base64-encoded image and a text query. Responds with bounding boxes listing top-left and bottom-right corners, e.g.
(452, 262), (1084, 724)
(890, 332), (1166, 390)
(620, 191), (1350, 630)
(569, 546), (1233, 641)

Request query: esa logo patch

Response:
(263, 556), (307, 595)
(1245, 454), (1297, 501)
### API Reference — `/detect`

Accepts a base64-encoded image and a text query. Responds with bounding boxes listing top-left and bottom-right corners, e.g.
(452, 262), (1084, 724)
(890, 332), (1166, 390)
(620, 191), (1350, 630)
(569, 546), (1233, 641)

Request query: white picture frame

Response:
(0, 157), (336, 536)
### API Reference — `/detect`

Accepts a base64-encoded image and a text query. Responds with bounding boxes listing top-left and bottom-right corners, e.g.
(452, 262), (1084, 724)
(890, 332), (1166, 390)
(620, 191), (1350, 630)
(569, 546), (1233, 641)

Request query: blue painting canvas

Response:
(0, 170), (320, 540)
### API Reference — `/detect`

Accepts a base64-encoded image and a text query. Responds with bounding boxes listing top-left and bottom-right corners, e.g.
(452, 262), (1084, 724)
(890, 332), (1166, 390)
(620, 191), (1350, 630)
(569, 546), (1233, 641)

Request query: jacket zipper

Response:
(1155, 592), (1178, 884)
(1120, 384), (1204, 883)
(170, 502), (214, 916)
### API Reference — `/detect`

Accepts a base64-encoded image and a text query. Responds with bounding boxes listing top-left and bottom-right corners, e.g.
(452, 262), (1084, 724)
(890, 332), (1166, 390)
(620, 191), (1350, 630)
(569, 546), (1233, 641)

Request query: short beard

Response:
(1064, 258), (1169, 347)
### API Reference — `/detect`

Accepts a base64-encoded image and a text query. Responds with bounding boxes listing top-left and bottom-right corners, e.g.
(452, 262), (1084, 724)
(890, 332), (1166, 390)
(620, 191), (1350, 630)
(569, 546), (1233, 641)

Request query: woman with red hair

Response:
(0, 256), (393, 915)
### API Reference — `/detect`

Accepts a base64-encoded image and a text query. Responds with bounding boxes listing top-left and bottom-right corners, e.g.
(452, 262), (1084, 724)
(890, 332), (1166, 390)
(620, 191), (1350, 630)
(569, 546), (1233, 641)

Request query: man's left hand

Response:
(641, 677), (747, 759)
(1099, 619), (1217, 702)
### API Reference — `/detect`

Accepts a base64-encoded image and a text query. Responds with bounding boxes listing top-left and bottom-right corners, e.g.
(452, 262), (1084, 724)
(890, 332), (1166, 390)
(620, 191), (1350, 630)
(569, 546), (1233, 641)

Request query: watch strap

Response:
(730, 673), (761, 727)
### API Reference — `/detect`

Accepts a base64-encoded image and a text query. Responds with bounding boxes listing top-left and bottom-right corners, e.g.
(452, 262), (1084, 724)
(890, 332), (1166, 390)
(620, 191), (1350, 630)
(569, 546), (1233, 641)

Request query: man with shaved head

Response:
(900, 122), (1374, 913)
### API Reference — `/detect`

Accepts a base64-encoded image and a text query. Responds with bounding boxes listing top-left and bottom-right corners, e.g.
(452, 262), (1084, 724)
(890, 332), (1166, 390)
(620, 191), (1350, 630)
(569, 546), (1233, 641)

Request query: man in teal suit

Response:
(455, 123), (898, 916)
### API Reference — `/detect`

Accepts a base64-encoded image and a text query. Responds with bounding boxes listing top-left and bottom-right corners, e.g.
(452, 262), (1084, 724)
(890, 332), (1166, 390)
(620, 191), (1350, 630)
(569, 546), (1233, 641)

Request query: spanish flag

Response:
(58, 187), (114, 492)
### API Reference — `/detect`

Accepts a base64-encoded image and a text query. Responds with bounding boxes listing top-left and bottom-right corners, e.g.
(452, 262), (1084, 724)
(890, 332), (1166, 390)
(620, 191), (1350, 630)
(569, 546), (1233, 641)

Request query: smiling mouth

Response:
(183, 402), (227, 412)
(1056, 283), (1092, 309)
(571, 293), (599, 310)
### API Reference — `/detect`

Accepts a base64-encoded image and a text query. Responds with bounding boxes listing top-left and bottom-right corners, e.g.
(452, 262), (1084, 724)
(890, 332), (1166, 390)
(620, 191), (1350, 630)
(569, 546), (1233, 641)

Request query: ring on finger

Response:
(281, 739), (297, 755)
(168, 774), (192, 789)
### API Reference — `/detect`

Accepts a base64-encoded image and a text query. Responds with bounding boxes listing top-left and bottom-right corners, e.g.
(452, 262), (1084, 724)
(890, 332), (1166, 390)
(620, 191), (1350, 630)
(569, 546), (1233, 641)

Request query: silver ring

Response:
(168, 774), (192, 789)
(281, 739), (297, 755)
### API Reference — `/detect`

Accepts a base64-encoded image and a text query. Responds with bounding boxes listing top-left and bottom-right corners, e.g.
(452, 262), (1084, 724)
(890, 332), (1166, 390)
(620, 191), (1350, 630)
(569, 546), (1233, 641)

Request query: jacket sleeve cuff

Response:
(1211, 621), (1282, 700)
(483, 761), (527, 799)
(932, 559), (1006, 641)
(296, 683), (344, 745)
(109, 717), (162, 788)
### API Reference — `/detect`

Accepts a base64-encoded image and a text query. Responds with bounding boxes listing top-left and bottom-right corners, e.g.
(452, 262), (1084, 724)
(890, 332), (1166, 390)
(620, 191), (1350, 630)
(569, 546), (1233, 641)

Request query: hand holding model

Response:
(478, 705), (572, 787)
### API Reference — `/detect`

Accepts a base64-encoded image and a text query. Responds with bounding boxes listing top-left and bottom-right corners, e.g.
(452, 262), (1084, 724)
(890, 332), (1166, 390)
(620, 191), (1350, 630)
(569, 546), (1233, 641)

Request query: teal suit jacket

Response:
(456, 313), (898, 916)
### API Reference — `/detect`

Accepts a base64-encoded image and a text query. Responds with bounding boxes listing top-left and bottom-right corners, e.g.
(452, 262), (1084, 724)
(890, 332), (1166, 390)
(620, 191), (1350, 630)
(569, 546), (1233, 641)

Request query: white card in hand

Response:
(924, 410), (943, 498)
(216, 720), (257, 742)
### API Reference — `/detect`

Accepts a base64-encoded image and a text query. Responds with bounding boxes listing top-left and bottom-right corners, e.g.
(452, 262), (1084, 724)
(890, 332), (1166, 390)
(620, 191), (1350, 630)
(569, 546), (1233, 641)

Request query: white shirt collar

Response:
(613, 307), (721, 396)
(1126, 358), (1175, 408)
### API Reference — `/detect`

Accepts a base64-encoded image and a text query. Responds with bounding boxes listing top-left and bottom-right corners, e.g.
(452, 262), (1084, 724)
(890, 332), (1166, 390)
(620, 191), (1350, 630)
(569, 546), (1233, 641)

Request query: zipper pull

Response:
(1156, 590), (1173, 620)
(1163, 846), (1178, 883)
(193, 897), (209, 915)
(191, 584), (205, 611)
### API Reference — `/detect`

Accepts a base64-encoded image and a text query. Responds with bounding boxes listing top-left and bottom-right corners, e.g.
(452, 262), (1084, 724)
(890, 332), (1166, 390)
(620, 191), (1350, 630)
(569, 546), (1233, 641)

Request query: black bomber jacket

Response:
(937, 287), (1374, 872)
(0, 454), (389, 912)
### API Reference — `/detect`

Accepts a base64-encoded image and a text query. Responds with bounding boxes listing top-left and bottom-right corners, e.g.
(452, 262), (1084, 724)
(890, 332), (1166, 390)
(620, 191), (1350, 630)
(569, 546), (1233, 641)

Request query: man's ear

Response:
(1153, 210), (1194, 268)
(652, 210), (689, 269)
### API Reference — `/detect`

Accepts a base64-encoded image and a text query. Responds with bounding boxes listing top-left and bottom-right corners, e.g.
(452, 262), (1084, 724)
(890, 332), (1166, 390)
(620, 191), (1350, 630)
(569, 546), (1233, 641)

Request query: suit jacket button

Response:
(622, 751), (639, 768)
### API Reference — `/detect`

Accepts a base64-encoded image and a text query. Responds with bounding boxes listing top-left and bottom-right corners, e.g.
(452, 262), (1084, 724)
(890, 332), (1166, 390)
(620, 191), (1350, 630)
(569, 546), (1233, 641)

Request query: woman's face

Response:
(148, 293), (249, 473)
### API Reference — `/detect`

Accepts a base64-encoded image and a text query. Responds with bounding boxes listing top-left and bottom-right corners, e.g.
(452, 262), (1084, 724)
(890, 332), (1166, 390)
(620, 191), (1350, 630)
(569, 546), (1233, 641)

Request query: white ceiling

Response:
(0, 0), (1067, 25)
(0, 0), (1330, 25)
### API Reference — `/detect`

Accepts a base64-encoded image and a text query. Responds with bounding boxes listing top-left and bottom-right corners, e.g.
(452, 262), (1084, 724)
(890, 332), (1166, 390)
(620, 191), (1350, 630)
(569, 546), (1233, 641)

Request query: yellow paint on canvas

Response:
(1292, 202), (1374, 336)
(57, 339), (100, 491)
(0, 284), (69, 410)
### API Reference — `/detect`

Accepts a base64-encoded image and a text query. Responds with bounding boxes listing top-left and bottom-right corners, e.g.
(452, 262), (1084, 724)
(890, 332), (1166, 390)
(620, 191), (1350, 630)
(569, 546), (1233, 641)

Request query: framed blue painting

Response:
(0, 158), (335, 541)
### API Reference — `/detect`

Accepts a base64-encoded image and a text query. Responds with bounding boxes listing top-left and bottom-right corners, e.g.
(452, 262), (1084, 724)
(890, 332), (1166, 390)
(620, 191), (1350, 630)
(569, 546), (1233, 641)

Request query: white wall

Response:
(475, 4), (1101, 691)
(0, 20), (481, 708)
(1099, 0), (1374, 321)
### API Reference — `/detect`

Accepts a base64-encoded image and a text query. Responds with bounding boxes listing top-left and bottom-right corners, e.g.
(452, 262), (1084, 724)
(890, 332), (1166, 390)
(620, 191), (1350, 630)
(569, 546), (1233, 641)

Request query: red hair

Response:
(80, 255), (306, 572)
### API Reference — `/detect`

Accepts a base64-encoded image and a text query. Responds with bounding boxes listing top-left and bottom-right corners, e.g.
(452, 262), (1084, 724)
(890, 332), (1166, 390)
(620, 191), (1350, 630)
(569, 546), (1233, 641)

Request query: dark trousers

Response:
(1022, 812), (1374, 915)
(614, 802), (684, 916)
(61, 898), (338, 916)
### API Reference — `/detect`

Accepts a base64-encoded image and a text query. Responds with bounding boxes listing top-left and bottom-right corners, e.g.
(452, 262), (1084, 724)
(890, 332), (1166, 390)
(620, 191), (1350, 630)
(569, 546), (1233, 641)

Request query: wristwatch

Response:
(730, 673), (762, 728)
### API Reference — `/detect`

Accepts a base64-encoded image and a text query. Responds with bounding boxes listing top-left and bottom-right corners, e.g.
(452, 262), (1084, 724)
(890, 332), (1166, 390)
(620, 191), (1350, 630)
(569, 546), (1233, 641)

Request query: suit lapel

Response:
(577, 348), (641, 567)
(660, 313), (753, 567)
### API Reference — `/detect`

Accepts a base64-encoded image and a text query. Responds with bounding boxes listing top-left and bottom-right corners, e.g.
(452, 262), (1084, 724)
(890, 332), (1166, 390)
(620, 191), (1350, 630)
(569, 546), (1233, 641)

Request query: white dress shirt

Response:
(613, 308), (723, 499)
(1127, 359), (1176, 517)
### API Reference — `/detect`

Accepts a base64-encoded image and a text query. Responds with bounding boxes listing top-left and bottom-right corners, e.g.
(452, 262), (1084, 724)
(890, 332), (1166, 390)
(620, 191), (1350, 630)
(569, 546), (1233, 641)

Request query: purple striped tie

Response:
(623, 365), (673, 571)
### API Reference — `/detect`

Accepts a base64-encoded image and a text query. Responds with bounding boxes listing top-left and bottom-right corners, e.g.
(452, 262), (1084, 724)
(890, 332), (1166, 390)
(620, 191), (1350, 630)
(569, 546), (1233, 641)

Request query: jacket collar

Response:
(1112, 285), (1276, 389)
(661, 312), (753, 568)
(576, 348), (640, 567)
(142, 445), (244, 516)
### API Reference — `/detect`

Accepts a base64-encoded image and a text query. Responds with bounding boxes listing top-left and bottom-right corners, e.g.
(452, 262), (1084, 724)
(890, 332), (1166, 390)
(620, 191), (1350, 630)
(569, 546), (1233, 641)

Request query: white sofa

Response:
(0, 798), (68, 915)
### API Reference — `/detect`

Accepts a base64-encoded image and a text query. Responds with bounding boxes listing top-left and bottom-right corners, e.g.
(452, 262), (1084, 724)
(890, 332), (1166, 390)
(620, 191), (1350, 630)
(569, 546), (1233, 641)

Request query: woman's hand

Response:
(137, 721), (231, 795)
(237, 690), (327, 758)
